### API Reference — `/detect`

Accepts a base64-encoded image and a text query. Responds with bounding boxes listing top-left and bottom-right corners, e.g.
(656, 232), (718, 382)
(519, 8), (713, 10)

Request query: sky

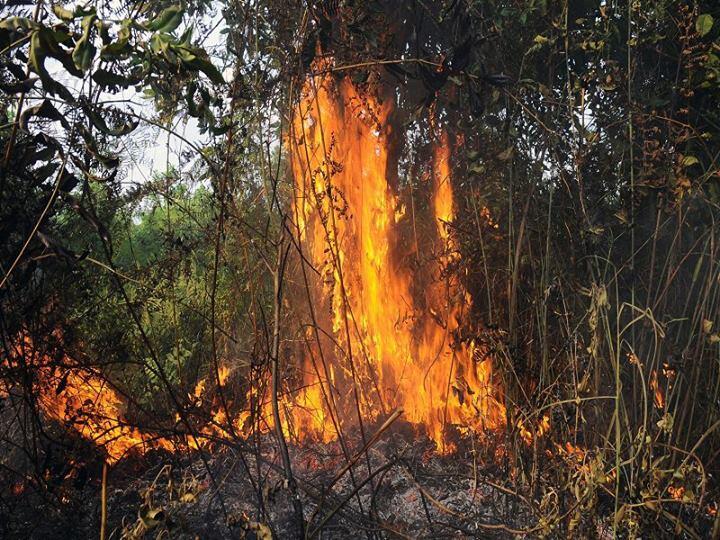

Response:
(13, 3), (231, 191)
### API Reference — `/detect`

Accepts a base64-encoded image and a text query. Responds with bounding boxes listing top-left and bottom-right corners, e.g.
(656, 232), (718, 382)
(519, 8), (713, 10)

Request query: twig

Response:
(100, 461), (108, 540)
(270, 235), (305, 539)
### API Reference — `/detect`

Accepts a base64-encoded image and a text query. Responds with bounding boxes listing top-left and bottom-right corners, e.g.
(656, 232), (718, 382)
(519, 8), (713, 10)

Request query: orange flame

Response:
(519, 414), (551, 444)
(39, 369), (173, 463)
(650, 369), (665, 408)
(16, 63), (509, 461)
(668, 485), (685, 500)
(254, 61), (506, 450)
(7, 337), (172, 464)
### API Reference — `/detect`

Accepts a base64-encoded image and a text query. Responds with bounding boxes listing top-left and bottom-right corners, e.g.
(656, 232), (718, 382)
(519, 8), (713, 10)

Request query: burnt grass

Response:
(1, 424), (526, 538)
(1, 420), (714, 539)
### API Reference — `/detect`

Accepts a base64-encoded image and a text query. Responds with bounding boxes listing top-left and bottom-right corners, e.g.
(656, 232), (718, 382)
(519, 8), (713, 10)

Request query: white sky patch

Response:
(21, 5), (229, 190)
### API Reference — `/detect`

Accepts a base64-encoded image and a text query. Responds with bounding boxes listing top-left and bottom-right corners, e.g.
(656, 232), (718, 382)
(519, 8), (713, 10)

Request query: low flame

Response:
(7, 336), (172, 464)
(668, 485), (685, 501)
(650, 369), (665, 409)
(519, 414), (551, 445)
(39, 369), (173, 463)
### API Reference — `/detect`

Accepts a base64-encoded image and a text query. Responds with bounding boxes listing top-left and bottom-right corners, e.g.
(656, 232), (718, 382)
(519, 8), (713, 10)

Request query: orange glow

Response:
(552, 442), (598, 479)
(14, 63), (509, 462)
(519, 414), (551, 444)
(668, 485), (685, 500)
(432, 126), (455, 243)
(217, 365), (231, 386)
(650, 369), (665, 408)
(192, 378), (206, 400)
(556, 441), (587, 461)
(39, 368), (173, 463)
(250, 60), (506, 451)
(9, 337), (173, 464)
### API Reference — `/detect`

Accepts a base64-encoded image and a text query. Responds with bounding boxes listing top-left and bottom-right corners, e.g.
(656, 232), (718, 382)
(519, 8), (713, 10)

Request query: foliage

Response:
(2, 0), (720, 537)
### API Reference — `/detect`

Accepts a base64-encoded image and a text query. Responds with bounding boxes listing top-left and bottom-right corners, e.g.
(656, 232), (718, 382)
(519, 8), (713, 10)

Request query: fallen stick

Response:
(307, 409), (403, 534)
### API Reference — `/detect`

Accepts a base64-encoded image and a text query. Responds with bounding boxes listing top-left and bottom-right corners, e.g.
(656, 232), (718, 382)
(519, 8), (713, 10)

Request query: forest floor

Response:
(105, 435), (541, 539)
(4, 427), (560, 538)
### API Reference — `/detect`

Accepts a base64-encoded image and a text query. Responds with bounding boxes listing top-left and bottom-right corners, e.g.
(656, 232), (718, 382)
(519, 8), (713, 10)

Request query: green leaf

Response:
(52, 4), (76, 21)
(178, 26), (193, 46)
(682, 155), (700, 167)
(19, 99), (70, 130)
(0, 77), (38, 95)
(210, 119), (233, 136)
(696, 14), (714, 37)
(95, 20), (111, 45)
(100, 20), (132, 58)
(33, 162), (60, 184)
(0, 16), (38, 33)
(72, 14), (97, 71)
(146, 5), (184, 34)
(76, 124), (120, 168)
(30, 26), (83, 78)
(29, 30), (75, 101)
(185, 81), (199, 116)
(82, 105), (138, 136)
(175, 46), (224, 84)
(150, 31), (172, 55)
(92, 68), (138, 88)
(52, 4), (96, 21)
(0, 17), (37, 50)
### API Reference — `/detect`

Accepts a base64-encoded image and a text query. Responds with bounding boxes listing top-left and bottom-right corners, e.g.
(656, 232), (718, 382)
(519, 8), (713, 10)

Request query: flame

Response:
(7, 336), (173, 464)
(556, 441), (587, 461)
(668, 485), (685, 500)
(254, 60), (506, 450)
(650, 369), (665, 408)
(193, 378), (207, 400)
(519, 414), (551, 444)
(432, 127), (455, 243)
(217, 365), (231, 386)
(11, 63), (509, 462)
(39, 369), (173, 463)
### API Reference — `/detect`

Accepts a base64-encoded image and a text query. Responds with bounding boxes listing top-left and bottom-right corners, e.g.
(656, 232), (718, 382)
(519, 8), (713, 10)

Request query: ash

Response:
(101, 430), (535, 539)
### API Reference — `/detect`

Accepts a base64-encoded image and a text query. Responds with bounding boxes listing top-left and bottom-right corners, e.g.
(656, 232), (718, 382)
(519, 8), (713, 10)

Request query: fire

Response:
(10, 63), (507, 462)
(193, 378), (206, 400)
(519, 414), (551, 444)
(650, 369), (665, 408)
(217, 365), (231, 386)
(668, 485), (685, 501)
(432, 126), (455, 243)
(6, 336), (172, 464)
(256, 60), (506, 450)
(556, 441), (587, 461)
(39, 369), (173, 463)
